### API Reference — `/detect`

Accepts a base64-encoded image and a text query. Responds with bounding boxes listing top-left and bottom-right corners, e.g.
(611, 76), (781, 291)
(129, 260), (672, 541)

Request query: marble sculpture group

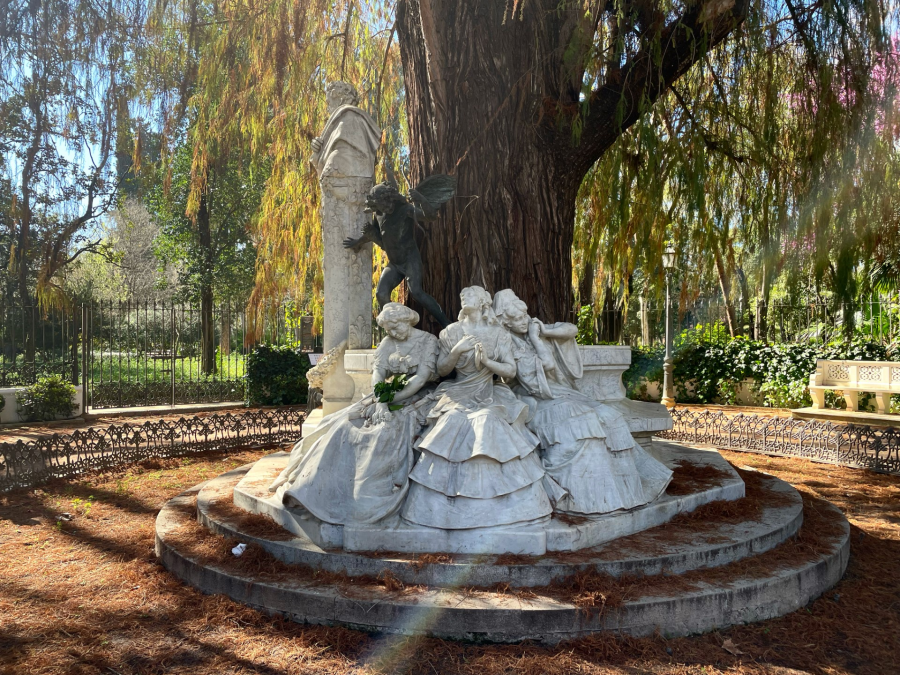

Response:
(270, 287), (672, 534)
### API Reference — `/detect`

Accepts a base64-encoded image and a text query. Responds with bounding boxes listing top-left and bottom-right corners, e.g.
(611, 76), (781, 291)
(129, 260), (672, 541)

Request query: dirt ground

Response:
(1, 446), (898, 675)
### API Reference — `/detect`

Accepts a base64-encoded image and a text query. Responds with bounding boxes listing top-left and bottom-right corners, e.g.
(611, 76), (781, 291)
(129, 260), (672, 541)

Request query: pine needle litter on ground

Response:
(1, 445), (898, 674)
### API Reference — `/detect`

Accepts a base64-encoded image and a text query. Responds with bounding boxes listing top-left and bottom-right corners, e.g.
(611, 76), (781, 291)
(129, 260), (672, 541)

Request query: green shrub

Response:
(624, 328), (898, 408)
(757, 379), (812, 409)
(16, 375), (77, 422)
(245, 345), (311, 406)
(576, 305), (597, 345)
(623, 345), (663, 400)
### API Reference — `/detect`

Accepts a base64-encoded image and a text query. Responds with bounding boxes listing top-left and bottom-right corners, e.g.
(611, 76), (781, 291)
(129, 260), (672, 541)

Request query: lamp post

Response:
(661, 245), (677, 408)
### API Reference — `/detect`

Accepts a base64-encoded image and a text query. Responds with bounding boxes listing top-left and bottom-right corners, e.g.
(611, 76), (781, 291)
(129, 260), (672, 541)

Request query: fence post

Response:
(81, 304), (88, 414)
(171, 305), (177, 407)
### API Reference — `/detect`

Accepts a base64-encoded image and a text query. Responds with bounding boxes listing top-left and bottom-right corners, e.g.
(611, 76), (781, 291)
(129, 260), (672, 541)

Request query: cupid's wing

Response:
(411, 174), (457, 210)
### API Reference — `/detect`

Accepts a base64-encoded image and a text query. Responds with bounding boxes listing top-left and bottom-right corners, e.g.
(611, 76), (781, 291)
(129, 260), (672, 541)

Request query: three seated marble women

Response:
(270, 287), (671, 532)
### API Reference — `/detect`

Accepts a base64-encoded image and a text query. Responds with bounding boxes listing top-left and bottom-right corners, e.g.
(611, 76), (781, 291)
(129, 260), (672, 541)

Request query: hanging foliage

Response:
(124, 0), (898, 342)
(574, 0), (898, 339)
(135, 0), (405, 335)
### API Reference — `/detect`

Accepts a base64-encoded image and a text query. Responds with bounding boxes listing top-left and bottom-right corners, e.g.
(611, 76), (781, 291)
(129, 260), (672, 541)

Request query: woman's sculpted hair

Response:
(458, 286), (499, 325)
(492, 289), (528, 326)
(376, 302), (420, 328)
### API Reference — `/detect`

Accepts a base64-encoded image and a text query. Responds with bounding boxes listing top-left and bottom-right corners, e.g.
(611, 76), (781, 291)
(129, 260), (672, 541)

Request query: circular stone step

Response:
(155, 478), (849, 642)
(193, 448), (803, 589)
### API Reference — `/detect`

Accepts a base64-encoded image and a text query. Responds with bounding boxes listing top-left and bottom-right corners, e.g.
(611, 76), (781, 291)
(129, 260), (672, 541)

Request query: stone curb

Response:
(157, 487), (850, 642)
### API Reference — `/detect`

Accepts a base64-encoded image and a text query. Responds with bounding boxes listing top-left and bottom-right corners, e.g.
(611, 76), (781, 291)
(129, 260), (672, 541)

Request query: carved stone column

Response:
(311, 82), (381, 415)
(319, 177), (373, 413)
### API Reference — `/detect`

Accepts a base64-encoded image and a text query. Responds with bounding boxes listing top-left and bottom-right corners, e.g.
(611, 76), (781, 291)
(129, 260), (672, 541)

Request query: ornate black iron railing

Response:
(661, 408), (900, 475)
(0, 407), (305, 492)
(4, 405), (897, 492)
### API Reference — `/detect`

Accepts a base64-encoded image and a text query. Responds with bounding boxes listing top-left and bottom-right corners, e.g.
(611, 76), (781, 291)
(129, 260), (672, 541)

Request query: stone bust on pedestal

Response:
(312, 81), (382, 414)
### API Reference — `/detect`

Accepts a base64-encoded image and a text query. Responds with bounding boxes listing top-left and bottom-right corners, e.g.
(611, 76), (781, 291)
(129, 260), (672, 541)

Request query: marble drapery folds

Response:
(492, 289), (672, 515)
(401, 321), (554, 529)
(270, 328), (439, 525)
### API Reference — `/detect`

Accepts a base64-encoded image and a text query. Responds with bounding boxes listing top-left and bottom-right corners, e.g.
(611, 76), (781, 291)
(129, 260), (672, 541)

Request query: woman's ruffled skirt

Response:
(270, 396), (421, 526)
(533, 398), (672, 515)
(402, 406), (553, 529)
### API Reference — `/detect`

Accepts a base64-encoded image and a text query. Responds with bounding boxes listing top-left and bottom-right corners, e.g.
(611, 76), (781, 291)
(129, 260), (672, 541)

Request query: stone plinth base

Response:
(344, 349), (376, 406)
(232, 443), (743, 555)
(301, 408), (325, 438)
(155, 442), (850, 642)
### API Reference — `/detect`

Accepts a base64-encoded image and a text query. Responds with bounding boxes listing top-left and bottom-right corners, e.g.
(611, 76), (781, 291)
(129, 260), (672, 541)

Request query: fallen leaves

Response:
(0, 445), (897, 674)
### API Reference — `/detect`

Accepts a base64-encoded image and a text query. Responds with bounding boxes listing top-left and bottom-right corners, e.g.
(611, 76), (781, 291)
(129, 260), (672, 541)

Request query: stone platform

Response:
(234, 443), (743, 555)
(155, 442), (850, 641)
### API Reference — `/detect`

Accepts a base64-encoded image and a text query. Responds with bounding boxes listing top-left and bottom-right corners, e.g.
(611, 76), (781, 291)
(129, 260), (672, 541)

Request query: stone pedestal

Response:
(311, 82), (380, 416)
(577, 345), (631, 401)
(577, 345), (673, 446)
(159, 457), (849, 642)
(301, 408), (325, 437)
(344, 349), (377, 405)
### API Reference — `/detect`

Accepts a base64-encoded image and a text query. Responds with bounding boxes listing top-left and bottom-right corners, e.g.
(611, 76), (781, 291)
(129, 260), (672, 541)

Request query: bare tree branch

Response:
(571, 0), (751, 175)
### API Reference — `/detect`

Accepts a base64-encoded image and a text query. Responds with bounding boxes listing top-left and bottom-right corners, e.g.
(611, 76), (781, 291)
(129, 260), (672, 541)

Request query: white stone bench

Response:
(342, 345), (673, 446)
(809, 359), (900, 413)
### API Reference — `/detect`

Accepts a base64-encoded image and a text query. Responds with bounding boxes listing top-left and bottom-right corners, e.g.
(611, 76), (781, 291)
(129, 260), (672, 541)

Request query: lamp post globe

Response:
(662, 245), (676, 271)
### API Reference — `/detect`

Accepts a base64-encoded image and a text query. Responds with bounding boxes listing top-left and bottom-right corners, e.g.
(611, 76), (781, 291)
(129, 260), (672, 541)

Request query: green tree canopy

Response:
(127, 0), (894, 334)
(1, 0), (144, 305)
(146, 140), (261, 306)
(574, 1), (899, 339)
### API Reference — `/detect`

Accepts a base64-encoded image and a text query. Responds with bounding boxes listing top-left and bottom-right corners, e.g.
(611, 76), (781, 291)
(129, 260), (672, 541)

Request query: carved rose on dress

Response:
(387, 352), (412, 374)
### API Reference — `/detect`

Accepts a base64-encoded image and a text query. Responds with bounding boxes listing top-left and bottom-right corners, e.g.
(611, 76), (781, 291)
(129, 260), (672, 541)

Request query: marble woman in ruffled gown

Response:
(492, 289), (672, 515)
(269, 304), (439, 525)
(401, 286), (553, 529)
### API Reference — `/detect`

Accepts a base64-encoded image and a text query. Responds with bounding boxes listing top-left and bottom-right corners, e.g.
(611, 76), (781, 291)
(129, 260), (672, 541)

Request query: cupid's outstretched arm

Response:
(343, 217), (383, 249)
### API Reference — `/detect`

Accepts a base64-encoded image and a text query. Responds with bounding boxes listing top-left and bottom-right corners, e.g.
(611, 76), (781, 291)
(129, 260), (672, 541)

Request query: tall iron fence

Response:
(0, 407), (305, 492)
(592, 292), (900, 347)
(0, 303), (80, 387)
(0, 300), (323, 410)
(8, 292), (898, 409)
(661, 408), (900, 475)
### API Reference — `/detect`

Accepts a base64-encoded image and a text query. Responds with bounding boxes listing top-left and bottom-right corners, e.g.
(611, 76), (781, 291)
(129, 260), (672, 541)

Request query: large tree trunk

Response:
(395, 0), (749, 330)
(736, 266), (753, 338)
(220, 307), (231, 356)
(597, 286), (625, 343)
(639, 294), (652, 346)
(756, 204), (773, 343)
(397, 0), (581, 324)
